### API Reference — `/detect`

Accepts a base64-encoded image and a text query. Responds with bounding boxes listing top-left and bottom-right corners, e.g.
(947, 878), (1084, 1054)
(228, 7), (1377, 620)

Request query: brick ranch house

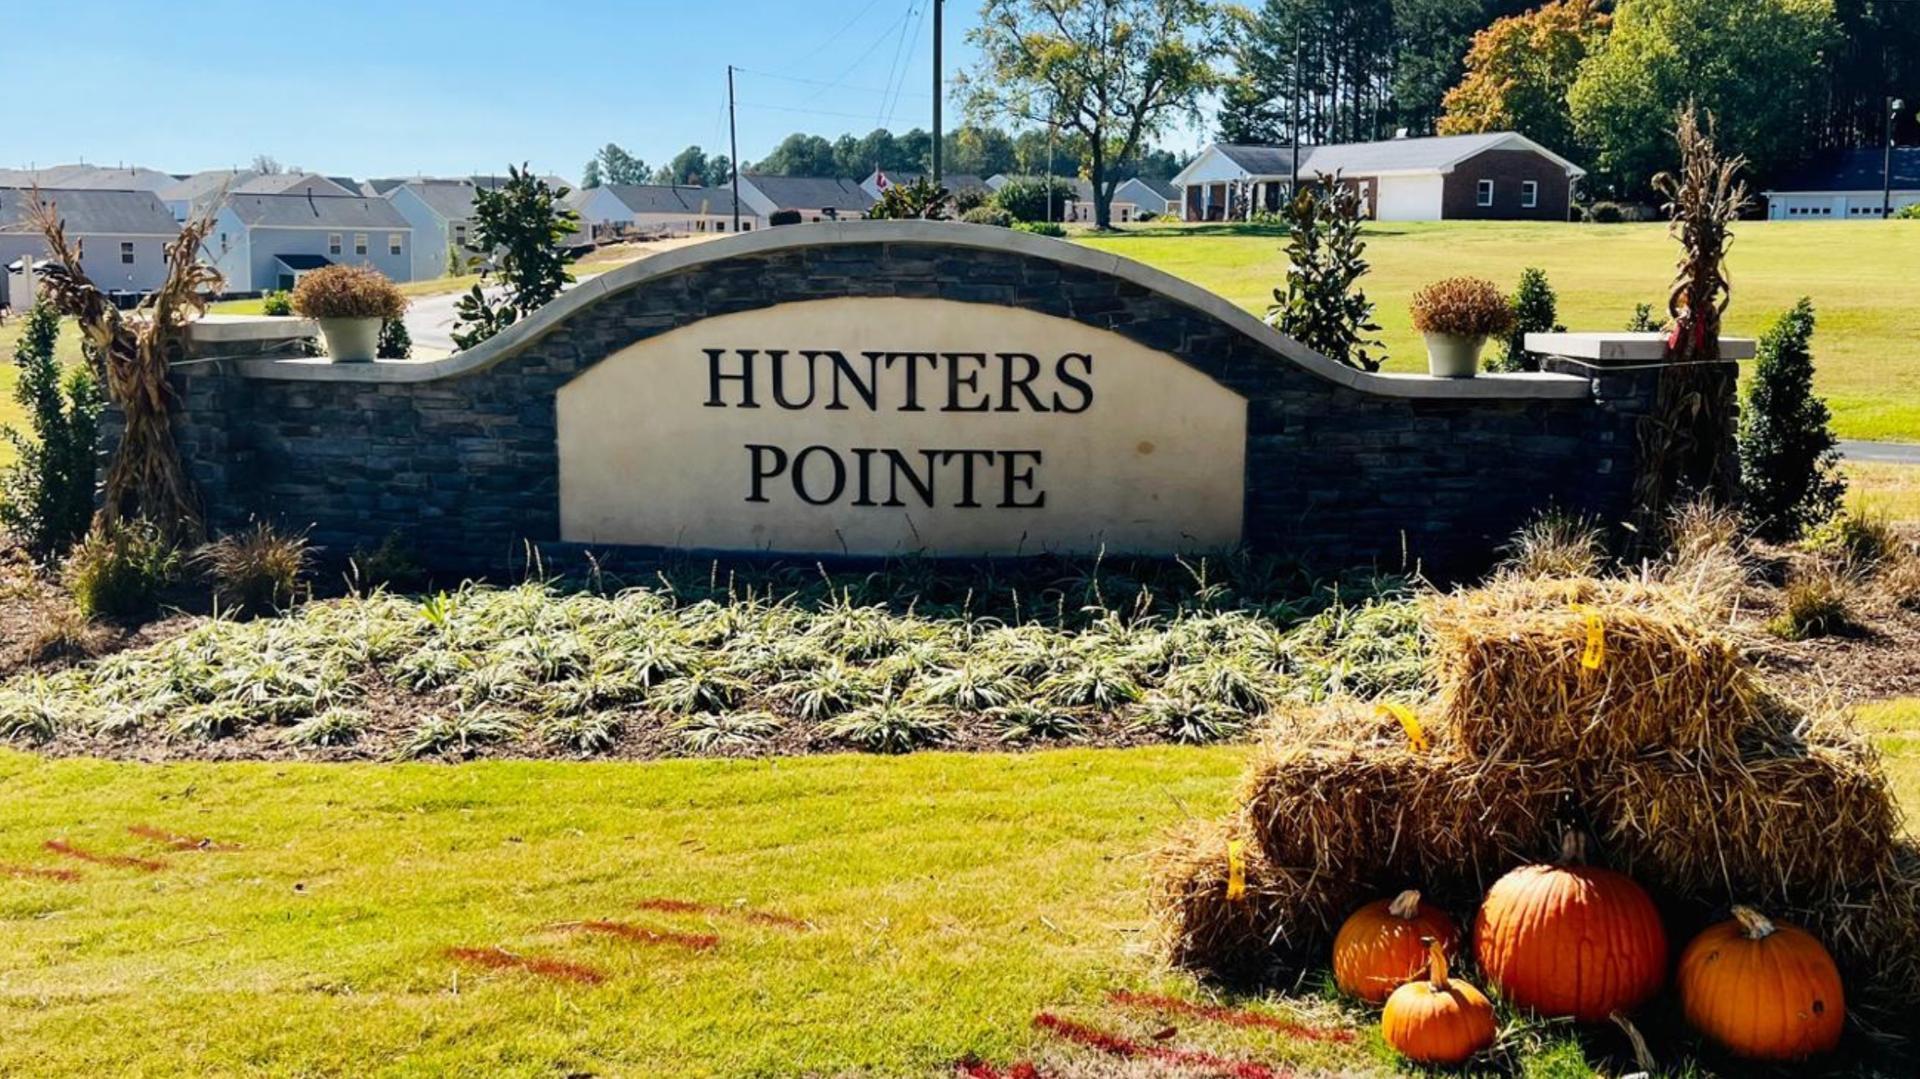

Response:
(1172, 132), (1585, 222)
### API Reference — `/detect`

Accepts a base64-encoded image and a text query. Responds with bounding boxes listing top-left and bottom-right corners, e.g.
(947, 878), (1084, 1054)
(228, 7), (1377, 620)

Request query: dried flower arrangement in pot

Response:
(290, 265), (408, 362)
(1409, 276), (1514, 378)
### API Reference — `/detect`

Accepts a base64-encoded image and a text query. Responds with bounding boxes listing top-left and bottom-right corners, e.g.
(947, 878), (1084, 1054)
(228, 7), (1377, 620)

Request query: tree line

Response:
(582, 124), (1186, 191)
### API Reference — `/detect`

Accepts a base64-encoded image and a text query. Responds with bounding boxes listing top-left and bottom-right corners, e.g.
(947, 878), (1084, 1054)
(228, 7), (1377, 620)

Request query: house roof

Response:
(233, 173), (360, 198)
(398, 180), (479, 221)
(1765, 147), (1920, 193)
(0, 164), (176, 192)
(741, 175), (875, 212)
(0, 187), (179, 236)
(222, 193), (411, 229)
(584, 185), (744, 217)
(1180, 133), (1586, 185)
(472, 173), (573, 193)
(1121, 177), (1178, 201)
(876, 171), (991, 195)
(158, 169), (258, 206)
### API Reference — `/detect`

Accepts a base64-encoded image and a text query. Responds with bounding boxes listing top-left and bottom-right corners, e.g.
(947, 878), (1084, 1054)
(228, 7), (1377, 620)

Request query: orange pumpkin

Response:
(1474, 833), (1667, 1022)
(1678, 905), (1845, 1060)
(1382, 939), (1497, 1066)
(1333, 889), (1460, 1003)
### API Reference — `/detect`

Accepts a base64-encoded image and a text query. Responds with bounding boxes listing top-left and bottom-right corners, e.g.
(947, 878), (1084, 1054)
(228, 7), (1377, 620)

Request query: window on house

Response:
(715, 221), (726, 232)
(453, 224), (468, 248)
(120, 241), (135, 264)
(742, 221), (752, 231)
(1521, 181), (1538, 209)
(219, 232), (229, 253)
(389, 233), (402, 255)
(328, 233), (342, 255)
(1477, 180), (1495, 207)
(354, 233), (368, 255)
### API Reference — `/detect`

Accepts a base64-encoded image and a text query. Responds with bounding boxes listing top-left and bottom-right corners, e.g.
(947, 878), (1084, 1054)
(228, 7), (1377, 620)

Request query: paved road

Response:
(1839, 440), (1920, 465)
(404, 273), (599, 353)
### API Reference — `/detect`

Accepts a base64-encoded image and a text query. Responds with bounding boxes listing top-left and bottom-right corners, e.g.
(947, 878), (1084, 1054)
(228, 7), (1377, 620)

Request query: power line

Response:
(733, 67), (930, 101)
(797, 4), (920, 107)
(875, 1), (923, 128)
(791, 0), (890, 66)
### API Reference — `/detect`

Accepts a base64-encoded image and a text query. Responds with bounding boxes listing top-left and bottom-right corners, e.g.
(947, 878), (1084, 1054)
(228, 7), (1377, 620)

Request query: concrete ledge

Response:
(217, 221), (1591, 400)
(187, 314), (316, 343)
(1526, 331), (1757, 362)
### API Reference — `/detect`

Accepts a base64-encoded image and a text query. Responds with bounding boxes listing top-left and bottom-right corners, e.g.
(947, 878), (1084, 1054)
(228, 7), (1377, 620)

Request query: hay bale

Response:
(1239, 702), (1572, 902)
(1587, 725), (1905, 903)
(1145, 814), (1359, 979)
(1427, 577), (1766, 760)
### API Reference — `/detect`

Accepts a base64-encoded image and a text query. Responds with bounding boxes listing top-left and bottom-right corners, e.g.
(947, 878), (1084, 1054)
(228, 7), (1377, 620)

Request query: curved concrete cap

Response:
(231, 220), (1588, 400)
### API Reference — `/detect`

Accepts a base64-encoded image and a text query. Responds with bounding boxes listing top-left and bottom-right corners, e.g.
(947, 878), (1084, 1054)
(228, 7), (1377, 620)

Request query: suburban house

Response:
(159, 169), (258, 222)
(566, 184), (750, 242)
(388, 179), (482, 280)
(734, 175), (874, 226)
(0, 187), (180, 306)
(1117, 177), (1179, 219)
(1762, 147), (1919, 219)
(861, 170), (991, 203)
(1172, 132), (1585, 222)
(207, 193), (413, 292)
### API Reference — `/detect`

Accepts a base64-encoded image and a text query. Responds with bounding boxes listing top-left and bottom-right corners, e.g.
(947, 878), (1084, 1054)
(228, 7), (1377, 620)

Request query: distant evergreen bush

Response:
(1, 304), (101, 558)
(1489, 267), (1565, 372)
(377, 318), (412, 360)
(1738, 298), (1845, 540)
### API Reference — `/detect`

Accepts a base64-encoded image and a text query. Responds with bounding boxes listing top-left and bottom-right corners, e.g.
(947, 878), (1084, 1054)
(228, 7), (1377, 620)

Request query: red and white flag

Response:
(874, 169), (890, 191)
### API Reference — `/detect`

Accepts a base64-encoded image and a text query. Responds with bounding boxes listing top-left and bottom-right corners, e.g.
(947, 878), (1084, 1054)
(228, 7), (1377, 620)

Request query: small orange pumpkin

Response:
(1333, 889), (1460, 1003)
(1382, 939), (1497, 1065)
(1474, 833), (1667, 1022)
(1678, 905), (1845, 1060)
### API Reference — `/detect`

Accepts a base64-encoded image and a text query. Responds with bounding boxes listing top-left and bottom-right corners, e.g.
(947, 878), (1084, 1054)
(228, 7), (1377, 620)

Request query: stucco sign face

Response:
(556, 297), (1247, 556)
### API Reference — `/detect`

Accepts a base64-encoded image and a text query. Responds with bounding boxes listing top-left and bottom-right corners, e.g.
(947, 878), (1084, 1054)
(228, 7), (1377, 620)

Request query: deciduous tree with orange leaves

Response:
(1437, 0), (1609, 158)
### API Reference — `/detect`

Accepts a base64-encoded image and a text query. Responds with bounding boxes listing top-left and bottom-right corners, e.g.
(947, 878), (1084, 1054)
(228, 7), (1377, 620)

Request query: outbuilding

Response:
(1172, 132), (1584, 222)
(1762, 148), (1919, 219)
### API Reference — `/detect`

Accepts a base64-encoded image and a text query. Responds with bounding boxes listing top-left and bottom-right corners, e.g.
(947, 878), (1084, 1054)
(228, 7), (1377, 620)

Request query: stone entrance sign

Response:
(165, 221), (1681, 577)
(556, 297), (1246, 555)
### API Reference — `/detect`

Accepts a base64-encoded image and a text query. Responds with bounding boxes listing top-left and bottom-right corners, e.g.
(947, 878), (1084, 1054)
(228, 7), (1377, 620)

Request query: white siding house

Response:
(565, 185), (748, 241)
(1763, 148), (1919, 219)
(0, 188), (180, 306)
(733, 175), (874, 228)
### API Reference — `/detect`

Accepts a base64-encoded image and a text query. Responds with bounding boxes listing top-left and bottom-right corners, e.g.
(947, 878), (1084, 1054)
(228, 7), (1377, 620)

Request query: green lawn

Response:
(0, 315), (87, 465)
(1079, 220), (1920, 443)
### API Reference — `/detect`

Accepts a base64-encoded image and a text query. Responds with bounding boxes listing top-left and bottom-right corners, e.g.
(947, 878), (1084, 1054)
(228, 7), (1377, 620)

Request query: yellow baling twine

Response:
(1376, 701), (1428, 752)
(1569, 603), (1607, 670)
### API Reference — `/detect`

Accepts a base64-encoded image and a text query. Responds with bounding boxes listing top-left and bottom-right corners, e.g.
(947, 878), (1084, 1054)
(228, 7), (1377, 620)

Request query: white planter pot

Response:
(1423, 332), (1487, 378)
(317, 317), (382, 362)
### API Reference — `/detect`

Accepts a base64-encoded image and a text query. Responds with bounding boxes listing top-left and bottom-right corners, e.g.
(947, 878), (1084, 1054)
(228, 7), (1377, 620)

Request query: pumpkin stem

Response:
(1731, 905), (1777, 940)
(1557, 830), (1589, 865)
(1424, 938), (1450, 992)
(1388, 889), (1422, 920)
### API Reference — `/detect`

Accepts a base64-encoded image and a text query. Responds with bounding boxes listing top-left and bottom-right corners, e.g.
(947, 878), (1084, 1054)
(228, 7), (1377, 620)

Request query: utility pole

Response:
(728, 64), (741, 232)
(931, 0), (944, 184)
(1289, 35), (1302, 206)
(1886, 97), (1905, 219)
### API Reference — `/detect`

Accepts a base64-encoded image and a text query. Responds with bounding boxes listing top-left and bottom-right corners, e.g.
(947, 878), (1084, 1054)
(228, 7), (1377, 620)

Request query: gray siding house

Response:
(0, 187), (179, 306)
(388, 180), (480, 280)
(210, 193), (413, 292)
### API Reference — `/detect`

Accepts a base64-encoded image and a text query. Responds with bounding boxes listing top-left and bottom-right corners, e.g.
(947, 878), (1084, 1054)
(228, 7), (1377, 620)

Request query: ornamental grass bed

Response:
(1151, 569), (1920, 1029)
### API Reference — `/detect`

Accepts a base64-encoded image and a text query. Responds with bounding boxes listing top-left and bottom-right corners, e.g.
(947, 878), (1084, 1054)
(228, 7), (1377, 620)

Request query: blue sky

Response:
(2, 0), (1129, 183)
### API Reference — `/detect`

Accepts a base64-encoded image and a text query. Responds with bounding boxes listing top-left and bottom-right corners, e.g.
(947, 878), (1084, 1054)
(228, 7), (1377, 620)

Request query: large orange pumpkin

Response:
(1333, 889), (1460, 1003)
(1678, 905), (1845, 1060)
(1474, 834), (1667, 1022)
(1382, 939), (1497, 1066)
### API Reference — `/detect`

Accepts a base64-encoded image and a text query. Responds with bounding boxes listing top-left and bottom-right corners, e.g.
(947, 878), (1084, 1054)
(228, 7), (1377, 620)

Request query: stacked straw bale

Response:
(1153, 573), (1919, 1018)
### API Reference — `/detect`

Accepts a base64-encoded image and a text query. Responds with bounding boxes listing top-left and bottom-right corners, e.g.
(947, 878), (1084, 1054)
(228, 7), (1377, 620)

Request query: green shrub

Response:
(193, 521), (312, 615)
(1804, 505), (1897, 566)
(1490, 267), (1565, 372)
(1, 303), (102, 558)
(1893, 203), (1920, 220)
(1738, 298), (1845, 541)
(960, 205), (1014, 228)
(952, 187), (989, 214)
(1586, 201), (1626, 223)
(1625, 303), (1661, 332)
(62, 518), (181, 618)
(1012, 220), (1066, 238)
(769, 209), (803, 227)
(991, 177), (1075, 222)
(1267, 177), (1384, 372)
(350, 531), (426, 591)
(868, 177), (949, 221)
(260, 290), (294, 317)
(377, 317), (412, 359)
(824, 695), (951, 753)
(1500, 508), (1606, 579)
